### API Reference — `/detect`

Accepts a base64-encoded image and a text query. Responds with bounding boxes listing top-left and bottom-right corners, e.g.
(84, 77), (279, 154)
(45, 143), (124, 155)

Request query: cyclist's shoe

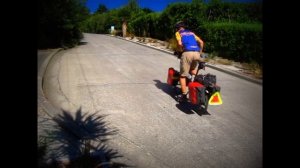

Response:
(177, 93), (188, 102)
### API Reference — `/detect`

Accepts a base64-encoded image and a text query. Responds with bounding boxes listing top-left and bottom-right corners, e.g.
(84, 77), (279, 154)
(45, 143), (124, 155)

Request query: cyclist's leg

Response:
(179, 52), (191, 94)
(190, 52), (202, 75)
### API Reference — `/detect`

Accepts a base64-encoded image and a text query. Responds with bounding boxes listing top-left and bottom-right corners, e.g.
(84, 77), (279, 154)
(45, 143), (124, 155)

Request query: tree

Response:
(38, 0), (89, 48)
(96, 4), (108, 14)
(127, 0), (139, 11)
(192, 0), (204, 3)
(142, 7), (153, 14)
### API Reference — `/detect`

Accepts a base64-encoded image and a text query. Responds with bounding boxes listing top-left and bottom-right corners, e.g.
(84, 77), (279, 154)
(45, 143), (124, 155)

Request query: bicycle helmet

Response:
(175, 21), (185, 29)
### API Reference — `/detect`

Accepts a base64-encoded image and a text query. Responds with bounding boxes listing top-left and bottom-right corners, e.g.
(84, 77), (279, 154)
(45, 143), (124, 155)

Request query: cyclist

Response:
(174, 21), (204, 102)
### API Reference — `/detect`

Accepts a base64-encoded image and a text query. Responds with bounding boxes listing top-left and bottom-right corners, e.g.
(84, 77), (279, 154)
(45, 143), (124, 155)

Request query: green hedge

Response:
(201, 22), (262, 65)
(129, 13), (160, 37)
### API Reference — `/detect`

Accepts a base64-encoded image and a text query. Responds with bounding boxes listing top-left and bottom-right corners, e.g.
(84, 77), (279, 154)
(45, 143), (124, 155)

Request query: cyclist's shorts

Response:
(180, 51), (203, 77)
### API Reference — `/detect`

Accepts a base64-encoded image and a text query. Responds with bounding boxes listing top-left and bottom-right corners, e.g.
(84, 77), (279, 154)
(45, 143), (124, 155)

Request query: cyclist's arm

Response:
(175, 32), (183, 48)
(194, 35), (204, 52)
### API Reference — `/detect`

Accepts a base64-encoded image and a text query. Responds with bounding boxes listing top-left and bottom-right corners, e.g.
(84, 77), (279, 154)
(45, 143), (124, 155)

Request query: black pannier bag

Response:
(195, 73), (216, 87)
(196, 86), (206, 104)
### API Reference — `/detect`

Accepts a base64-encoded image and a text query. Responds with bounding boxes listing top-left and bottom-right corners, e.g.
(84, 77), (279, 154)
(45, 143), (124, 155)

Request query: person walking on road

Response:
(174, 21), (204, 102)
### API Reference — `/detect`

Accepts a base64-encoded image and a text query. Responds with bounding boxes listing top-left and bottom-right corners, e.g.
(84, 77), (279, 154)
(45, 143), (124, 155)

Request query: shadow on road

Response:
(175, 102), (195, 114)
(78, 41), (88, 45)
(153, 79), (180, 101)
(38, 107), (130, 168)
(176, 103), (211, 116)
(153, 80), (210, 116)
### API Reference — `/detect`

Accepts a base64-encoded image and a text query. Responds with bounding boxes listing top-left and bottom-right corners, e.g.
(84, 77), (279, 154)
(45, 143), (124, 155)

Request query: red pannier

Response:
(167, 67), (179, 85)
(188, 82), (205, 104)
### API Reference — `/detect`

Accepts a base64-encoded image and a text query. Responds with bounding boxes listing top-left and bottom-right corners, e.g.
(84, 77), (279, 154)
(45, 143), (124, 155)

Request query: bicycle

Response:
(167, 59), (222, 112)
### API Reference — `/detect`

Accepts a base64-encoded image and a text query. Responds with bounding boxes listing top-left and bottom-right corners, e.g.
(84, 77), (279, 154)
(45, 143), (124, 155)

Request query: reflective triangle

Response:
(209, 92), (223, 105)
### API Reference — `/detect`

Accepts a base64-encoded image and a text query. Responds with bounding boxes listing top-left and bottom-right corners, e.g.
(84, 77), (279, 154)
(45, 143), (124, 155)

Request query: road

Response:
(43, 33), (262, 168)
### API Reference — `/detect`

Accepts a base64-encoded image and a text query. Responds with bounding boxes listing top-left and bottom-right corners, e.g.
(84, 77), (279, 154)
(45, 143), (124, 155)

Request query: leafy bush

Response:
(38, 0), (89, 48)
(129, 13), (160, 37)
(202, 22), (262, 65)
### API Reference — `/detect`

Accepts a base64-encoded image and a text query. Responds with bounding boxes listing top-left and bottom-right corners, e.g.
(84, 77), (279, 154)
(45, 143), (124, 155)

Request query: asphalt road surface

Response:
(43, 33), (262, 168)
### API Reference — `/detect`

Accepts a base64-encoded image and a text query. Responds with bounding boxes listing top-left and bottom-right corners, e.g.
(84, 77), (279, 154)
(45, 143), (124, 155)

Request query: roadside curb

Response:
(110, 35), (262, 85)
(38, 48), (64, 118)
(112, 35), (175, 57)
(205, 64), (262, 85)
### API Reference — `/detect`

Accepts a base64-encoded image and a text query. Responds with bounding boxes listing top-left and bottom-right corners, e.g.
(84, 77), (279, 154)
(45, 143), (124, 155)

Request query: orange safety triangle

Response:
(209, 92), (223, 105)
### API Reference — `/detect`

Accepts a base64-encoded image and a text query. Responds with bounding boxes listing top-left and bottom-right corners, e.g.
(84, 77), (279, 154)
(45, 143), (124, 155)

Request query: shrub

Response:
(201, 22), (262, 65)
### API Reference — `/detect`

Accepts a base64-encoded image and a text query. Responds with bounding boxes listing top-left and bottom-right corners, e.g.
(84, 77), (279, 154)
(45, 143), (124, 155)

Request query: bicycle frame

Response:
(167, 60), (222, 112)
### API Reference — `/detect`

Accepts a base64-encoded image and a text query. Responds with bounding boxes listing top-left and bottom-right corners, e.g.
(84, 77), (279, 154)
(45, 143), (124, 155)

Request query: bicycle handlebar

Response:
(198, 61), (206, 70)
